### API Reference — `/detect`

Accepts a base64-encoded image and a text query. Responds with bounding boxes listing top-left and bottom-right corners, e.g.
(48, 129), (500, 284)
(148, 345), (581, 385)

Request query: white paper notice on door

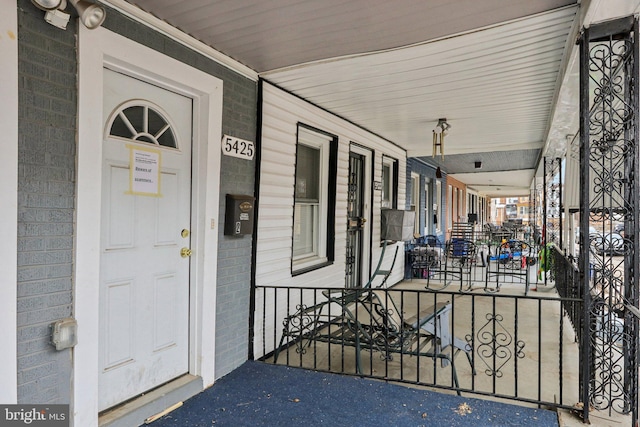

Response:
(127, 145), (162, 196)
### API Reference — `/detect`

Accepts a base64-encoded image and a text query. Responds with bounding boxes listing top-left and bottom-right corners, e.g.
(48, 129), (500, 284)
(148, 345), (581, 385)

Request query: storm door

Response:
(346, 146), (371, 287)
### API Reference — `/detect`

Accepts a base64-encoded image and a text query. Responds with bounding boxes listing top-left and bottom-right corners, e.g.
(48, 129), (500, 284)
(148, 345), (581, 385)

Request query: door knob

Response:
(180, 247), (192, 258)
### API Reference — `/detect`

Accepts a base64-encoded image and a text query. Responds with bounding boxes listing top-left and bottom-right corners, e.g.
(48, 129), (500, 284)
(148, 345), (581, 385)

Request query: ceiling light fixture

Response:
(434, 118), (451, 133)
(432, 118), (450, 159)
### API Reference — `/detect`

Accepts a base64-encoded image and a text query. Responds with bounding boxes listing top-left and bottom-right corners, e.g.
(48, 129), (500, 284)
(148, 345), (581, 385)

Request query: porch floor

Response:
(145, 360), (559, 426)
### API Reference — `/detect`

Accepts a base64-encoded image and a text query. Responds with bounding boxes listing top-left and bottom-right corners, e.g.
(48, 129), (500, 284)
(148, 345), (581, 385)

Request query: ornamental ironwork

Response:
(544, 157), (562, 248)
(345, 154), (362, 287)
(465, 313), (525, 378)
(579, 16), (639, 424)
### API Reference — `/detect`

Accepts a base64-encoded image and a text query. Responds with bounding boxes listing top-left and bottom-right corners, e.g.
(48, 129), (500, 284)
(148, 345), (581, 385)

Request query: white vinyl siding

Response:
(255, 82), (406, 358)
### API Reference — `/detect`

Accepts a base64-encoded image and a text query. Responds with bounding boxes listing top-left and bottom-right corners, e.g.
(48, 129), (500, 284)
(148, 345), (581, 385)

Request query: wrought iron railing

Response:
(406, 239), (548, 291)
(254, 284), (582, 410)
(552, 246), (583, 343)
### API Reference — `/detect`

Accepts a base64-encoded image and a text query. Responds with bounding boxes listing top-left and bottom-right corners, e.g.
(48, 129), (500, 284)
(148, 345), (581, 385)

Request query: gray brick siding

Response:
(16, 0), (76, 404)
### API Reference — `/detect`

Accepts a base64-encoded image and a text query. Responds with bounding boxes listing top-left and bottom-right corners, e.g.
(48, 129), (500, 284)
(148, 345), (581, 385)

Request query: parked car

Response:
(575, 226), (597, 240)
(614, 223), (625, 237)
(590, 232), (625, 255)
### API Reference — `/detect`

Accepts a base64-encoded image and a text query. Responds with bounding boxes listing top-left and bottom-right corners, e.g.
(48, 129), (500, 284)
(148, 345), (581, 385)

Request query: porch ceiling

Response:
(120, 0), (638, 197)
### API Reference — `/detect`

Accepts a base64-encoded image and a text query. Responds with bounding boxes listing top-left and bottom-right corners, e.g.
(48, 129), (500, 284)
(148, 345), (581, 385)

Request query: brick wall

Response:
(16, 0), (76, 403)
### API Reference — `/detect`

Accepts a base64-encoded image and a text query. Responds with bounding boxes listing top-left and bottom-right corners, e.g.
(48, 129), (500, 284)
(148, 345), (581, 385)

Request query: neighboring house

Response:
(492, 196), (531, 225)
(445, 175), (467, 239)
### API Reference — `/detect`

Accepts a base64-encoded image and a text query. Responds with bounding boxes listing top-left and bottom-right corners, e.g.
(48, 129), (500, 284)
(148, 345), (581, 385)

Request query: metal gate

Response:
(579, 16), (639, 425)
(346, 151), (365, 288)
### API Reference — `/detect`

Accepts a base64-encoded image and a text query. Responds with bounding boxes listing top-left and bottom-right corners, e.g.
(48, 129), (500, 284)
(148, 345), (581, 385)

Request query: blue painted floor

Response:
(146, 361), (559, 426)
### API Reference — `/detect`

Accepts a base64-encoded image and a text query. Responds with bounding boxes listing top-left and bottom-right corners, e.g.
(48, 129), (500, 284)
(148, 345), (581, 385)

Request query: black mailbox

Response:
(224, 194), (255, 236)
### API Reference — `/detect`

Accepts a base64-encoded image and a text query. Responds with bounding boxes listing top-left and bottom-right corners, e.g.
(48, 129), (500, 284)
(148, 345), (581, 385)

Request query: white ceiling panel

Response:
(126, 0), (576, 72)
(452, 170), (536, 197)
(263, 6), (578, 159)
(118, 0), (592, 196)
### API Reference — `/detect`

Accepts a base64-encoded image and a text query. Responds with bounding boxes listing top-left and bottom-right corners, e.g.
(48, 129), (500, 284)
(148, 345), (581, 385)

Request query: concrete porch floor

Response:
(268, 273), (633, 427)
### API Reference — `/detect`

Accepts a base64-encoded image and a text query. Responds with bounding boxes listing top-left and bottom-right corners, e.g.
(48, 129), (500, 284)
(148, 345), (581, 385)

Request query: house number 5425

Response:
(222, 135), (255, 160)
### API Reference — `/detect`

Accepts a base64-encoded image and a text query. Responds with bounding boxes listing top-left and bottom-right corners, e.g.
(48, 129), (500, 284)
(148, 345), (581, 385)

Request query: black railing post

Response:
(578, 23), (592, 424)
(579, 16), (639, 426)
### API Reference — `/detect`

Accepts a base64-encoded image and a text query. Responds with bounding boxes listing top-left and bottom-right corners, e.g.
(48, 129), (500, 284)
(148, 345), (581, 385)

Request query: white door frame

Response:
(0, 1), (18, 404)
(75, 26), (222, 427)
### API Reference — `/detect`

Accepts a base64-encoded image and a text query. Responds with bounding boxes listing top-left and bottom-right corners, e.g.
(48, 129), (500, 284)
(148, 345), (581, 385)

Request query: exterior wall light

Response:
(31, 0), (105, 30)
(31, 0), (64, 10)
(50, 317), (78, 351)
(69, 0), (106, 29)
(32, 0), (70, 29)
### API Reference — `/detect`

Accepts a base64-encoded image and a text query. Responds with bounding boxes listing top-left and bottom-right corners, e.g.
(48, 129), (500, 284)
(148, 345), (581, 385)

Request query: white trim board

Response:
(75, 25), (222, 427)
(0, 1), (18, 404)
(102, 0), (258, 81)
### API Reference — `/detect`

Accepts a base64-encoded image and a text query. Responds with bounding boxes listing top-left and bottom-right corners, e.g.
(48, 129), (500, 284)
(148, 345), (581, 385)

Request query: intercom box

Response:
(224, 194), (255, 236)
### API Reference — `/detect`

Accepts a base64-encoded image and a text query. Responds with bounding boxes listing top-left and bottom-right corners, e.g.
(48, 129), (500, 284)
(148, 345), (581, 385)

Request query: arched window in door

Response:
(106, 100), (178, 149)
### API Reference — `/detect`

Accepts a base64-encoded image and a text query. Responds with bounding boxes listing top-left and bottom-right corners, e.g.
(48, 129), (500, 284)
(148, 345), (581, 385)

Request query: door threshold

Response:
(99, 374), (202, 427)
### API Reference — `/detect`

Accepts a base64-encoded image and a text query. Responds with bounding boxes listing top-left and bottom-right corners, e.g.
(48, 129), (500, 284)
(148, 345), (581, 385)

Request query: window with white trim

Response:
(435, 180), (442, 233)
(381, 156), (397, 209)
(411, 173), (420, 235)
(292, 125), (337, 273)
(448, 185), (453, 228)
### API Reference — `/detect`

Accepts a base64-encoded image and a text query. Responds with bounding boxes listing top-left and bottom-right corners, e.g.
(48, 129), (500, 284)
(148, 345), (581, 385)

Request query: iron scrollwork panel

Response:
(544, 157), (562, 248)
(465, 313), (525, 379)
(346, 154), (363, 287)
(580, 16), (639, 422)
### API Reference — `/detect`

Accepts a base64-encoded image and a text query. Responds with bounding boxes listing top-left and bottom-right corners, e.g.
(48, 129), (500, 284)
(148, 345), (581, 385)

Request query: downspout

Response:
(248, 78), (263, 360)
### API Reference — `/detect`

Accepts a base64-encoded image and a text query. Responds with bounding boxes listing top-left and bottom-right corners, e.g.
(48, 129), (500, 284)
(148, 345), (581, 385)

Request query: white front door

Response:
(99, 68), (193, 411)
